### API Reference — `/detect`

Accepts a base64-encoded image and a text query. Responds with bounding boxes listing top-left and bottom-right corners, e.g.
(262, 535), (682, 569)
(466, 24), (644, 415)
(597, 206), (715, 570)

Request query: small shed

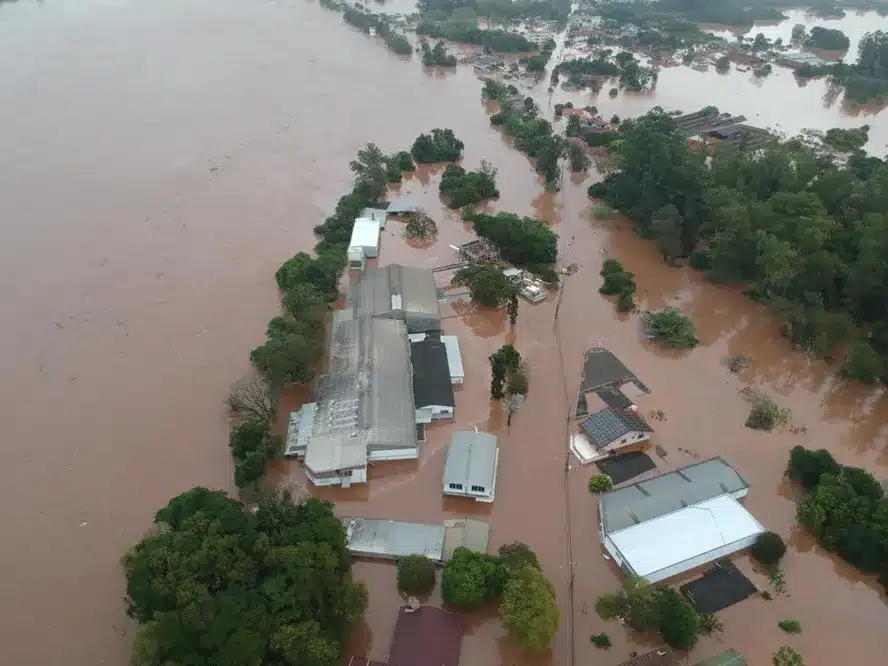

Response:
(443, 431), (499, 503)
(348, 217), (381, 269)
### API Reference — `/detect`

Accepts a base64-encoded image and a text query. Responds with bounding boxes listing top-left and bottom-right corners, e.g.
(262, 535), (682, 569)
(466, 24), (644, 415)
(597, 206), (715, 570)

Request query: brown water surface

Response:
(1, 1), (887, 665)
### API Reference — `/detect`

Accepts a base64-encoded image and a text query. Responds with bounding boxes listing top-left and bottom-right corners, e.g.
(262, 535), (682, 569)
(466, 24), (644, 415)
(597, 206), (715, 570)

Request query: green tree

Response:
(453, 265), (514, 307)
(229, 420), (281, 488)
(587, 474), (613, 493)
(498, 542), (540, 572)
(397, 555), (437, 595)
(282, 282), (328, 325)
(227, 375), (279, 426)
(786, 446), (841, 490)
(441, 547), (507, 606)
(500, 565), (560, 650)
(657, 587), (701, 650)
(773, 646), (805, 666)
(468, 211), (558, 270)
(841, 341), (884, 384)
(489, 345), (521, 399)
(275, 252), (342, 299)
(507, 291), (519, 325)
(250, 329), (322, 388)
(651, 205), (684, 262)
(590, 632), (612, 648)
(778, 619), (802, 633)
(123, 489), (366, 666)
(439, 162), (500, 208)
(569, 143), (590, 172)
(642, 308), (698, 348)
(350, 142), (390, 202)
(405, 211), (438, 239)
(411, 128), (465, 163)
(751, 531), (787, 566)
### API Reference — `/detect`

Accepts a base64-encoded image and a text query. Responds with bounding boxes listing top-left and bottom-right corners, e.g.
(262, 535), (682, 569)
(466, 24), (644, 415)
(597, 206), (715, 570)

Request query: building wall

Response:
(606, 430), (651, 452)
(368, 446), (419, 462)
(416, 405), (454, 423)
(306, 466), (368, 487)
(405, 313), (442, 334)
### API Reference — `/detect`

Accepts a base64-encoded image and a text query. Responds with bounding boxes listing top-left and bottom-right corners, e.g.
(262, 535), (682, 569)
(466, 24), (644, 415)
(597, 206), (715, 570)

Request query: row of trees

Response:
(439, 161), (499, 208)
(588, 109), (888, 382)
(340, 6), (412, 55)
(482, 80), (565, 188)
(416, 21), (537, 52)
(599, 258), (636, 312)
(123, 488), (367, 666)
(442, 542), (559, 649)
(489, 344), (527, 399)
(787, 446), (888, 593)
(417, 0), (570, 23)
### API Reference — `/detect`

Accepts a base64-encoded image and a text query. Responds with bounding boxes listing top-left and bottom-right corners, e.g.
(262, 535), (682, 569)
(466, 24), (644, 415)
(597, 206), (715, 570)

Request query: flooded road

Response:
(0, 1), (886, 665)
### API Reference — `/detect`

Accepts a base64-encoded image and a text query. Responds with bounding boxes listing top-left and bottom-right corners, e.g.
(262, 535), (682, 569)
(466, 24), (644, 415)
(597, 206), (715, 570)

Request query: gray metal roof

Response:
(443, 431), (498, 490)
(442, 518), (491, 560)
(579, 347), (649, 394)
(386, 199), (420, 214)
(581, 408), (653, 447)
(343, 518), (446, 561)
(600, 457), (750, 534)
(285, 402), (316, 457)
(352, 264), (441, 321)
(302, 316), (416, 474)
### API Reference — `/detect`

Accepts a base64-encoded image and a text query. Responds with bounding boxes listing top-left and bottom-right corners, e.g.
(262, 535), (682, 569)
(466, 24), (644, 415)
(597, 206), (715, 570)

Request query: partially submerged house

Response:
(350, 605), (464, 666)
(343, 516), (490, 563)
(285, 315), (417, 486)
(348, 217), (381, 269)
(443, 431), (499, 503)
(350, 263), (441, 334)
(571, 407), (654, 464)
(599, 457), (764, 583)
(411, 334), (455, 423)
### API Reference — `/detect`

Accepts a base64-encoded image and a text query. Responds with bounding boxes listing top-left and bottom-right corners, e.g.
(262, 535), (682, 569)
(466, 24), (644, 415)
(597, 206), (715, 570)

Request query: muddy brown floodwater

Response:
(1, 1), (887, 665)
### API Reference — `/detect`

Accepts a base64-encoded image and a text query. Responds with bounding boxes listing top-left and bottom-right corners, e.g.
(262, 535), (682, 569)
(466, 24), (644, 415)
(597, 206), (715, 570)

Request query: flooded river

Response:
(0, 1), (886, 665)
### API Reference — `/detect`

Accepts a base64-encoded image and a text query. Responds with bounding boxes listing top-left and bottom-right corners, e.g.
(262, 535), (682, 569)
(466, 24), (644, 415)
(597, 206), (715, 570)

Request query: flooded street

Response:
(0, 1), (887, 665)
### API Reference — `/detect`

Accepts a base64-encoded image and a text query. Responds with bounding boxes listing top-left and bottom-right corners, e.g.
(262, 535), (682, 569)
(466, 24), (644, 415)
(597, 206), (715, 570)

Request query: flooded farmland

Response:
(0, 1), (887, 665)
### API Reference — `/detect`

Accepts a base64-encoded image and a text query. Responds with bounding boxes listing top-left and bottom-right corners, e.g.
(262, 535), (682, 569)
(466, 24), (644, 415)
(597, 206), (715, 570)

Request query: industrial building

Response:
(411, 333), (455, 423)
(285, 315), (417, 486)
(599, 457), (764, 583)
(348, 263), (442, 334)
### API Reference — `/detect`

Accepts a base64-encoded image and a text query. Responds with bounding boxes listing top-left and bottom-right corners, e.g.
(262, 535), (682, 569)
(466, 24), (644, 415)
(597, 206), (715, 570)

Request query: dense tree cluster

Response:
(588, 109), (888, 376)
(823, 126), (870, 152)
(439, 162), (499, 208)
(568, 142), (591, 173)
(465, 210), (558, 276)
(482, 80), (564, 187)
(416, 21), (537, 52)
(751, 531), (787, 566)
(123, 488), (367, 666)
(799, 31), (888, 102)
(805, 26), (850, 51)
(525, 38), (557, 74)
(442, 543), (559, 649)
(417, 0), (571, 24)
(411, 128), (465, 163)
(420, 39), (457, 66)
(596, 577), (702, 650)
(599, 259), (636, 312)
(229, 420), (283, 489)
(787, 446), (888, 594)
(773, 646), (805, 666)
(642, 308), (698, 349)
(453, 264), (515, 307)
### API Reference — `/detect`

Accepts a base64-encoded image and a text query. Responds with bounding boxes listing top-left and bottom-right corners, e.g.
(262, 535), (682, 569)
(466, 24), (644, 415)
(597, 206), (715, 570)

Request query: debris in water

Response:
(725, 355), (750, 373)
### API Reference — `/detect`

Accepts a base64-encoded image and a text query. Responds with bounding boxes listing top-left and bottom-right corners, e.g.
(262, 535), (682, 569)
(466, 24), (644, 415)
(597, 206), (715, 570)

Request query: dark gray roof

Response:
(443, 431), (498, 490)
(595, 387), (634, 409)
(579, 347), (649, 393)
(581, 408), (653, 446)
(600, 457), (750, 534)
(411, 337), (455, 408)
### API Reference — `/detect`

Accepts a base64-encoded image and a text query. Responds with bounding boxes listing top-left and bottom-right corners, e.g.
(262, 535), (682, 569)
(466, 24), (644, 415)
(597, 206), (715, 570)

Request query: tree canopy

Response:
(590, 109), (888, 372)
(642, 308), (698, 349)
(411, 128), (465, 163)
(420, 39), (457, 67)
(788, 446), (888, 592)
(123, 488), (367, 666)
(229, 421), (282, 489)
(466, 210), (558, 273)
(500, 565), (560, 650)
(439, 162), (499, 208)
(441, 547), (507, 606)
(397, 555), (437, 595)
(453, 264), (515, 307)
(806, 26), (849, 51)
(416, 21), (538, 52)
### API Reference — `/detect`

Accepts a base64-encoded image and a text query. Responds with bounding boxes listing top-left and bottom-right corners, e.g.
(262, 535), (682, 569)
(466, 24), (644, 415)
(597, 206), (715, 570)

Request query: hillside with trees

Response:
(123, 488), (367, 666)
(588, 109), (888, 380)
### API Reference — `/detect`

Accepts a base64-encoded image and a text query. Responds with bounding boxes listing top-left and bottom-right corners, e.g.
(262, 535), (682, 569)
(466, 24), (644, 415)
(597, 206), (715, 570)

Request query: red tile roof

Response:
(388, 606), (464, 666)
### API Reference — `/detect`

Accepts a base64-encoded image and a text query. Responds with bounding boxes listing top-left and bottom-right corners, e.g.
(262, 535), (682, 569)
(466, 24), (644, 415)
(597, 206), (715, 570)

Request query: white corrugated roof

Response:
(608, 494), (763, 579)
(349, 217), (380, 250)
(442, 335), (464, 379)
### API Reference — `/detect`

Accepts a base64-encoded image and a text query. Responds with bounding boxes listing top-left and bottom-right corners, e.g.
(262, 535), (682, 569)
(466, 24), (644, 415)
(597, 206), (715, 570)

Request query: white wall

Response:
(368, 447), (419, 462)
(306, 466), (368, 487)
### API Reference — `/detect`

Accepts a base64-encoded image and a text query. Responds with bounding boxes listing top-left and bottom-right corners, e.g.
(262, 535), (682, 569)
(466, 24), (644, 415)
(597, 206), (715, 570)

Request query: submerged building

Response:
(285, 315), (417, 486)
(348, 263), (441, 334)
(599, 457), (764, 583)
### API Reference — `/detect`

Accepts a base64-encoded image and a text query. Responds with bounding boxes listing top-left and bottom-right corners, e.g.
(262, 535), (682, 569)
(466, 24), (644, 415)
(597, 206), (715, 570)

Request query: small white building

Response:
(443, 431), (499, 503)
(347, 217), (381, 269)
(359, 207), (388, 229)
(599, 457), (763, 583)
